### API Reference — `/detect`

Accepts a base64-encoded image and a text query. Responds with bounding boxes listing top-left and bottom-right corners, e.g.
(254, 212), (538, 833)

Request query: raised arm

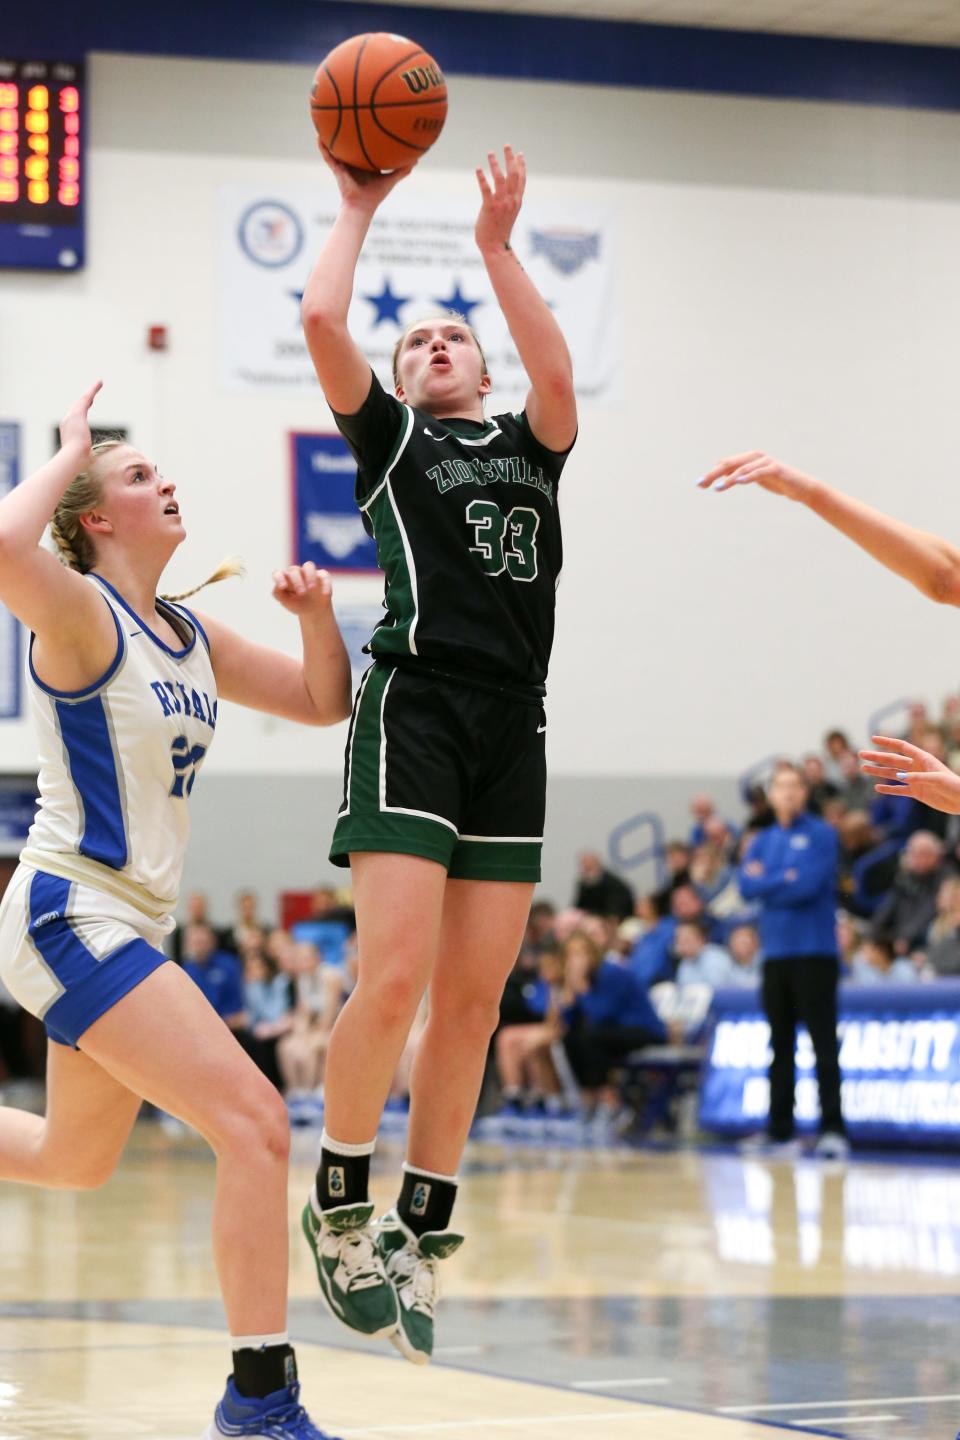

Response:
(0, 381), (118, 684)
(698, 453), (960, 606)
(475, 147), (577, 453)
(195, 563), (352, 727)
(301, 147), (414, 414)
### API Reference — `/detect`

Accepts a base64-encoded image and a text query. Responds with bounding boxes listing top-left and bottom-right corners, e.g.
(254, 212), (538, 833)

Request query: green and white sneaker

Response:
(374, 1208), (464, 1365)
(301, 1197), (399, 1340)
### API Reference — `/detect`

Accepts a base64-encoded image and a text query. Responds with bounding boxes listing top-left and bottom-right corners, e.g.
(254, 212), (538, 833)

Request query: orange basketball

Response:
(310, 32), (448, 173)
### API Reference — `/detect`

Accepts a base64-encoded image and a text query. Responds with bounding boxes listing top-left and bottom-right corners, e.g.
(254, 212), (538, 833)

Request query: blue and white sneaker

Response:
(205, 1376), (341, 1439)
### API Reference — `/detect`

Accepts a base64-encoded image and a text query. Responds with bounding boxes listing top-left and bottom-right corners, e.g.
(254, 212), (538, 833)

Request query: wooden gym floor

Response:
(2, 1121), (959, 1438)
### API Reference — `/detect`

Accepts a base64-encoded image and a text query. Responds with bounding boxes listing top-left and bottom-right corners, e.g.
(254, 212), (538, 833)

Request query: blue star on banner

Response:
(362, 277), (411, 327)
(431, 281), (483, 324)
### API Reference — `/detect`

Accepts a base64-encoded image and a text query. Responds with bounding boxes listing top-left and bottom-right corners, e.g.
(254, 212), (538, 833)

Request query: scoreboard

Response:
(0, 57), (85, 271)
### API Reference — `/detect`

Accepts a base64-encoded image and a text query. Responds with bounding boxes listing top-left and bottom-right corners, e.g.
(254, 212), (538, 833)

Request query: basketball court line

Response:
(0, 1311), (846, 1439)
(791, 1420), (900, 1429)
(573, 1378), (671, 1390)
(722, 1394), (960, 1413)
(341, 1412), (683, 1434)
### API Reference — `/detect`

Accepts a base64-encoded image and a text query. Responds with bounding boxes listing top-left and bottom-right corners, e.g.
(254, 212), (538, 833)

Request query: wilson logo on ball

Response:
(400, 64), (445, 96)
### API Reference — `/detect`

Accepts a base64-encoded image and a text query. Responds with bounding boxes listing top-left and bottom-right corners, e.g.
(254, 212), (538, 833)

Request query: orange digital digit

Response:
(1, 62), (84, 256)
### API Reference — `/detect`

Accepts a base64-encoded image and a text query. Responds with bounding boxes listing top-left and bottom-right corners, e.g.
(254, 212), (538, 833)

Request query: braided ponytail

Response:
(50, 440), (123, 573)
(160, 556), (245, 603)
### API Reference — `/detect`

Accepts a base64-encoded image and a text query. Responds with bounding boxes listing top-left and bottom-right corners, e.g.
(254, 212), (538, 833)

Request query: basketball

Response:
(310, 32), (448, 173)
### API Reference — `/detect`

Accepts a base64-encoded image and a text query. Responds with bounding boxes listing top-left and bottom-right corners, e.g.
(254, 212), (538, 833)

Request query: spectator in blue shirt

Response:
(689, 794), (738, 850)
(673, 920), (736, 990)
(727, 924), (762, 988)
(850, 936), (921, 986)
(181, 922), (247, 1030)
(738, 764), (847, 1159)
(627, 884), (714, 990)
(561, 931), (676, 1131)
(242, 941), (294, 1091)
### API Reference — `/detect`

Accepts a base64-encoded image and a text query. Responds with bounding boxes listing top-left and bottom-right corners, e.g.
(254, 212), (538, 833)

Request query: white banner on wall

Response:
(220, 183), (618, 409)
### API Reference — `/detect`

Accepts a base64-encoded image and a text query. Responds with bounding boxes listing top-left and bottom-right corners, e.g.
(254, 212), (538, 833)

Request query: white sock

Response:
(230, 1331), (289, 1351)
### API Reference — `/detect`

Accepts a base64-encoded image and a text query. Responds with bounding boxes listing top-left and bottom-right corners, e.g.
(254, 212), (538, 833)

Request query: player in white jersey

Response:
(0, 382), (351, 1440)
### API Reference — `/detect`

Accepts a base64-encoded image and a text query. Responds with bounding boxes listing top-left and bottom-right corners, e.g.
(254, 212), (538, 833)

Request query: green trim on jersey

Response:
(448, 839), (541, 883)
(334, 663), (458, 868)
(339, 663), (387, 817)
(360, 407), (418, 657)
(331, 814), (457, 870)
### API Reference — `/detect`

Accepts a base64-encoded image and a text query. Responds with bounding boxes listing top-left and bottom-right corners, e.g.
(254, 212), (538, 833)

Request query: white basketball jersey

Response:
(24, 574), (218, 906)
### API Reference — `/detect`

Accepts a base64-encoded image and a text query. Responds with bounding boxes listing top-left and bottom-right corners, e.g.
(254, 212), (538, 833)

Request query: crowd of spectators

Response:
(6, 700), (960, 1142)
(487, 700), (960, 1139)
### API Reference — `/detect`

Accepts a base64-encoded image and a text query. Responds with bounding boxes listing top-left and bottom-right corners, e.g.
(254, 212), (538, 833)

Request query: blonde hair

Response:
(391, 311), (488, 387)
(50, 439), (243, 602)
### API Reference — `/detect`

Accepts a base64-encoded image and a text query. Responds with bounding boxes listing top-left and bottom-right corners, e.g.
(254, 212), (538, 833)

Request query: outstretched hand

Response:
(272, 562), (334, 616)
(859, 734), (960, 814)
(58, 380), (102, 463)
(697, 451), (816, 501)
(318, 141), (415, 211)
(475, 145), (525, 253)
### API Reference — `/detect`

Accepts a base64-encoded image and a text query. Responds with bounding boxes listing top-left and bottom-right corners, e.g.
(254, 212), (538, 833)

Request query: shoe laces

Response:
(332, 1226), (387, 1292)
(241, 1388), (340, 1440)
(389, 1243), (440, 1317)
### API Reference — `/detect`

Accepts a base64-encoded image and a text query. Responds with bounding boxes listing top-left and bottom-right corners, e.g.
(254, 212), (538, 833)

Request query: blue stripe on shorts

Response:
(28, 871), (167, 1048)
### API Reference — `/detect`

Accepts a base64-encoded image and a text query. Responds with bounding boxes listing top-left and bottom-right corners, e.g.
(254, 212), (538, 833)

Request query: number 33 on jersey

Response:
(334, 373), (574, 690)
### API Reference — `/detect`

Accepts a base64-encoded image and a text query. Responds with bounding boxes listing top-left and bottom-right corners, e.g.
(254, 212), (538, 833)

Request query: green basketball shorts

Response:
(330, 662), (546, 883)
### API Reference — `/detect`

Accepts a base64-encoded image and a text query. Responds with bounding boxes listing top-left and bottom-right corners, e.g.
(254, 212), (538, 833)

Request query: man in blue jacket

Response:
(739, 764), (847, 1159)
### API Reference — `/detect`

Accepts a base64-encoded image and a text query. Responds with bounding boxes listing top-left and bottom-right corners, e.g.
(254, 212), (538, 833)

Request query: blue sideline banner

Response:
(0, 423), (20, 717)
(289, 432), (380, 575)
(700, 984), (960, 1146)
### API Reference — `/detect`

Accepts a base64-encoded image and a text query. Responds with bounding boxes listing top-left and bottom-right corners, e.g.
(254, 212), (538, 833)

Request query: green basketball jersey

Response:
(334, 371), (574, 692)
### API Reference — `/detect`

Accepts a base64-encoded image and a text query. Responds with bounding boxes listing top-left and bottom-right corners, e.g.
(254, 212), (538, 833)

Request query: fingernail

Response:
(896, 772), (908, 780)
(715, 481), (730, 492)
(694, 476), (706, 487)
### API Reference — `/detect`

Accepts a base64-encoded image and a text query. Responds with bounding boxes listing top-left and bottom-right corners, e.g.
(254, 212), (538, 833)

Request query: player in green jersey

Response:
(298, 144), (577, 1365)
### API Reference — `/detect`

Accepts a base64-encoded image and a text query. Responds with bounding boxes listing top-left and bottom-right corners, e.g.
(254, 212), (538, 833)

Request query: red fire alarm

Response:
(147, 325), (168, 351)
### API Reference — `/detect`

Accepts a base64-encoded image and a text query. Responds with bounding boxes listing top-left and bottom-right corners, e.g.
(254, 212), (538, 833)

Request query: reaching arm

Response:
(196, 563), (352, 727)
(475, 147), (577, 453)
(300, 146), (414, 415)
(860, 735), (960, 814)
(0, 380), (118, 683)
(698, 453), (960, 606)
